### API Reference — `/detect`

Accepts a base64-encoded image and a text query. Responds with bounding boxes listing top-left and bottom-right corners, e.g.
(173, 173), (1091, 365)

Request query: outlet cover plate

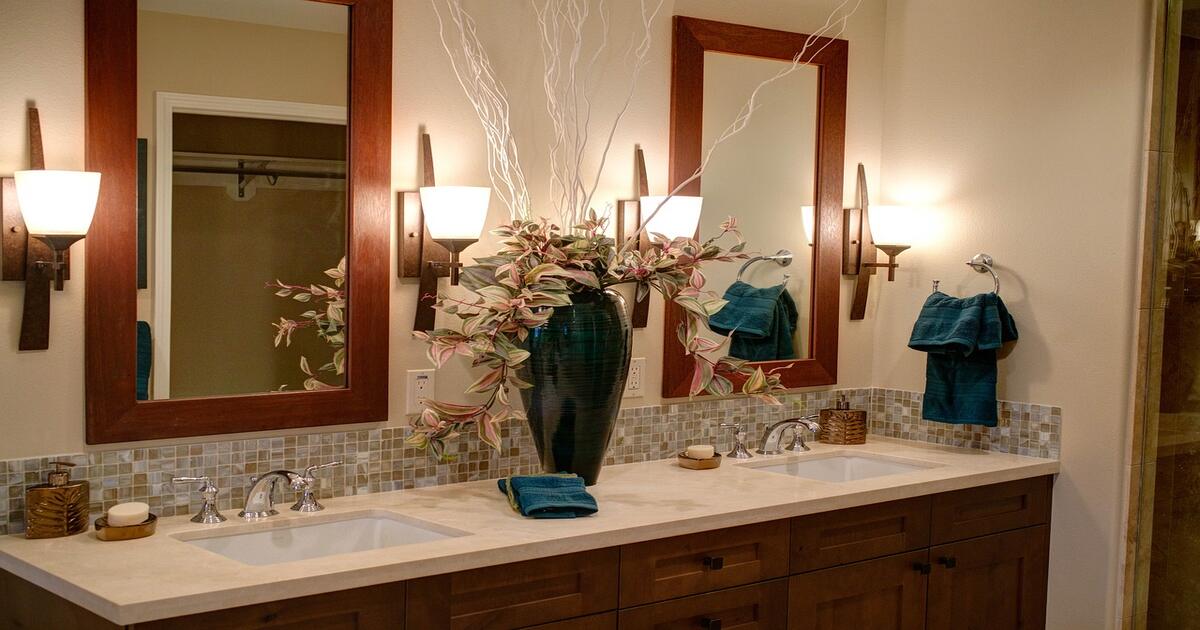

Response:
(625, 357), (645, 398)
(406, 369), (435, 415)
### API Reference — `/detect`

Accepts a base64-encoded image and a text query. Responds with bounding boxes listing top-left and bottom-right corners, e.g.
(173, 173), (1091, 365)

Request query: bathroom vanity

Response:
(0, 440), (1057, 629)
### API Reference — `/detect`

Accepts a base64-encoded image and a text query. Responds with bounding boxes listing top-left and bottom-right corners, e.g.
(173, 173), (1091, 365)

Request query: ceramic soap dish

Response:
(94, 514), (157, 541)
(677, 452), (722, 470)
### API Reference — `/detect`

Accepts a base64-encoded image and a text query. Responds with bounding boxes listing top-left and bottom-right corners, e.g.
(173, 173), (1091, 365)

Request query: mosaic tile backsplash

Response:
(0, 388), (1060, 535)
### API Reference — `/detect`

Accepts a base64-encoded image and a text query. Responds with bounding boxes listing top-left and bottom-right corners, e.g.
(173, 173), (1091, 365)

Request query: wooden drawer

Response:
(131, 582), (405, 630)
(789, 550), (929, 630)
(406, 548), (618, 630)
(524, 611), (617, 629)
(619, 520), (790, 607)
(618, 579), (789, 630)
(931, 476), (1051, 544)
(791, 496), (931, 573)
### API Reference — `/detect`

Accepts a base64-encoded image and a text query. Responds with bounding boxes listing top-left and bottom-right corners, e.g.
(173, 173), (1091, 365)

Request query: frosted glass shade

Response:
(801, 206), (816, 244)
(640, 195), (703, 241)
(14, 170), (101, 236)
(868, 205), (913, 246)
(419, 186), (490, 241)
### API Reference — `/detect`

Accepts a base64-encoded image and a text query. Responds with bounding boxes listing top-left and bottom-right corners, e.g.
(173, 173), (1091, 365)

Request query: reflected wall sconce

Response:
(843, 163), (912, 320)
(2, 106), (99, 350)
(397, 131), (491, 332)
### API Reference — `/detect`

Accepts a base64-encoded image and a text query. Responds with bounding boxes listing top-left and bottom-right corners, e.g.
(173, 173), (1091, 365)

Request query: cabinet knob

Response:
(937, 556), (957, 569)
(913, 562), (932, 575)
(702, 556), (725, 570)
(699, 617), (723, 630)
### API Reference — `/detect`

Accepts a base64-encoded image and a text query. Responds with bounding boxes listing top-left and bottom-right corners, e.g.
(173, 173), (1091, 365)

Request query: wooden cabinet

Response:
(620, 520), (790, 607)
(791, 496), (931, 573)
(405, 547), (618, 630)
(619, 580), (789, 630)
(788, 550), (928, 630)
(129, 583), (405, 630)
(0, 476), (1055, 630)
(926, 526), (1050, 630)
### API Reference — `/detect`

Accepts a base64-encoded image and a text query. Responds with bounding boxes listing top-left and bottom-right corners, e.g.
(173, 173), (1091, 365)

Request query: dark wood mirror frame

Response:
(84, 0), (392, 443)
(662, 16), (846, 398)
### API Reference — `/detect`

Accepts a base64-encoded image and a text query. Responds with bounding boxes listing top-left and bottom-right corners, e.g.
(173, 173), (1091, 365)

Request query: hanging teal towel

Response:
(708, 281), (798, 361)
(497, 473), (598, 519)
(136, 321), (152, 401)
(907, 292), (1017, 426)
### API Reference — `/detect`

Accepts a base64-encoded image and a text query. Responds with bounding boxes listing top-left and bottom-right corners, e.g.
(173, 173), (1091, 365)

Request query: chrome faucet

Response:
(238, 461), (341, 519)
(757, 415), (821, 455)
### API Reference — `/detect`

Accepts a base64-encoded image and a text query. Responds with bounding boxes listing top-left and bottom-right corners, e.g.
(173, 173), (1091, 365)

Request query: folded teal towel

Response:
(136, 321), (152, 401)
(497, 474), (598, 519)
(908, 292), (1018, 426)
(708, 281), (798, 361)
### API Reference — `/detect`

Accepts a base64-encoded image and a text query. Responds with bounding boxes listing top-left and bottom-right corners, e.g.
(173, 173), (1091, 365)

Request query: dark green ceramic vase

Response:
(519, 290), (631, 485)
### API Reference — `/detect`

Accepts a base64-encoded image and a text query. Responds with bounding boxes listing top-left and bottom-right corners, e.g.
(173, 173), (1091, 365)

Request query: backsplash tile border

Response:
(0, 387), (1059, 535)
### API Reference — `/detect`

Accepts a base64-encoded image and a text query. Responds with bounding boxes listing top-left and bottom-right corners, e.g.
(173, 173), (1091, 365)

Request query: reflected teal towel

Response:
(908, 292), (1017, 426)
(136, 321), (152, 401)
(708, 281), (798, 361)
(497, 474), (597, 519)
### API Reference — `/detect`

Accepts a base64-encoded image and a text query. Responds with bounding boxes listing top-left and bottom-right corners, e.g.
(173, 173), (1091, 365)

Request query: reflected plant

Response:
(410, 213), (788, 460)
(267, 257), (347, 391)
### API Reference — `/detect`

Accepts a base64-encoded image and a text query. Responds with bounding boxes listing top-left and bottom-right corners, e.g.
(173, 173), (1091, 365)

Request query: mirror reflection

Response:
(136, 0), (349, 399)
(698, 51), (818, 363)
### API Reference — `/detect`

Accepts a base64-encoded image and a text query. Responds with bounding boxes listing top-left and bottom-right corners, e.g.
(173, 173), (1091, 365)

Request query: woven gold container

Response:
(818, 408), (867, 445)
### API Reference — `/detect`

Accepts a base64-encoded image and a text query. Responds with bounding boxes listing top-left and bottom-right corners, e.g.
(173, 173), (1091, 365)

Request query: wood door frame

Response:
(662, 16), (846, 398)
(84, 0), (391, 443)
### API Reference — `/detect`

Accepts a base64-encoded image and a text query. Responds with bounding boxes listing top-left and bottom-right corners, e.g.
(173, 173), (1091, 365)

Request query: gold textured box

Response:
(818, 408), (867, 445)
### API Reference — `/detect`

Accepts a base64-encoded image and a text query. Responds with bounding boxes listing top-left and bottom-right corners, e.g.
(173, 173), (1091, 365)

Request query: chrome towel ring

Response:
(932, 252), (1000, 295)
(736, 249), (793, 282)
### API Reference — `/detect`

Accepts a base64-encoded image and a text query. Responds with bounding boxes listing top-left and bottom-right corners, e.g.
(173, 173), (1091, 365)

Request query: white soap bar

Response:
(686, 444), (715, 459)
(107, 502), (150, 527)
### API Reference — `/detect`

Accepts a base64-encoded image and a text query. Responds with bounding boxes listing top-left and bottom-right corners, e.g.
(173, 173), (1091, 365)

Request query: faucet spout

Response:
(239, 470), (305, 519)
(757, 414), (821, 455)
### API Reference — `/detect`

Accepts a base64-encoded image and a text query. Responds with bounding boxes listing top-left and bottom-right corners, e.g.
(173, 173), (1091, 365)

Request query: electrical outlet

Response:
(406, 369), (435, 415)
(625, 357), (645, 398)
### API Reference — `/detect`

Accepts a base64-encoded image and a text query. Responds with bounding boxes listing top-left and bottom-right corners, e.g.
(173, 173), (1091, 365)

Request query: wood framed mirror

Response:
(84, 0), (391, 443)
(662, 17), (846, 397)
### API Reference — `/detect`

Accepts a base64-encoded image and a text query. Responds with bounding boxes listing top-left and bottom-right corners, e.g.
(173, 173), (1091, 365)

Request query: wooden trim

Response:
(662, 16), (846, 398)
(84, 0), (392, 443)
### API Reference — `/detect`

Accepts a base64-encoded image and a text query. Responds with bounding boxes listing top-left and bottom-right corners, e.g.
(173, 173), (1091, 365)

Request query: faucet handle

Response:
(719, 422), (754, 459)
(292, 461), (342, 513)
(170, 476), (227, 524)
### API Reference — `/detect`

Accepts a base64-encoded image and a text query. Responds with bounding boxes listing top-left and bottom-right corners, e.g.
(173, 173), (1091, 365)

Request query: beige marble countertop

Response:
(0, 437), (1059, 625)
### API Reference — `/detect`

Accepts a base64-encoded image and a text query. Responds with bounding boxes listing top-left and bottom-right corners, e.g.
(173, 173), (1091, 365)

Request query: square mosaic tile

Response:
(0, 387), (1058, 535)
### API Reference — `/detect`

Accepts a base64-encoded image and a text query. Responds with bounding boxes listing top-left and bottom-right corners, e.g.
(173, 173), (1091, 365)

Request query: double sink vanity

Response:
(0, 439), (1058, 629)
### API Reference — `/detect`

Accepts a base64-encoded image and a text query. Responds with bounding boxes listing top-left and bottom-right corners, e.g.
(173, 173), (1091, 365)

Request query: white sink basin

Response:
(176, 511), (467, 566)
(744, 452), (938, 482)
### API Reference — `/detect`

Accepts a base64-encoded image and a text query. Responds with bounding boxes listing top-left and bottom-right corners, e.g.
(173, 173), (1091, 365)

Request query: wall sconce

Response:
(419, 185), (490, 285)
(639, 195), (703, 242)
(2, 106), (99, 350)
(616, 145), (651, 328)
(843, 163), (913, 320)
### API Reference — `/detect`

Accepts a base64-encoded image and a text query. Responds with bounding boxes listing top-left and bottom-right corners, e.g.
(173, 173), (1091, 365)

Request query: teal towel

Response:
(136, 321), (152, 401)
(708, 281), (798, 361)
(497, 474), (598, 519)
(908, 292), (1018, 426)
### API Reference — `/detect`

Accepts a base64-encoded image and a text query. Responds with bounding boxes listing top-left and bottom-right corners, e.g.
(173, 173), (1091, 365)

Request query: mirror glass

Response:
(136, 0), (349, 400)
(698, 52), (818, 363)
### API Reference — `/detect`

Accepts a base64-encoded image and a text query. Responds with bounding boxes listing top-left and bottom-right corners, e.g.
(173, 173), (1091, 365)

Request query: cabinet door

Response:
(406, 547), (618, 630)
(926, 525), (1050, 630)
(130, 582), (405, 630)
(788, 550), (928, 630)
(620, 520), (790, 607)
(618, 579), (789, 630)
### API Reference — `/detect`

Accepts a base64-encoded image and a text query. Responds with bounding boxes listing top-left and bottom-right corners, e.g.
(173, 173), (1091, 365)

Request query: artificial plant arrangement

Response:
(409, 0), (862, 467)
(267, 257), (347, 391)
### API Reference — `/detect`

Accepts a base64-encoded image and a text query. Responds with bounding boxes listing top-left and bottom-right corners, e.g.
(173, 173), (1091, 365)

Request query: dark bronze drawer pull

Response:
(913, 562), (932, 575)
(702, 556), (725, 570)
(699, 617), (723, 630)
(937, 556), (957, 569)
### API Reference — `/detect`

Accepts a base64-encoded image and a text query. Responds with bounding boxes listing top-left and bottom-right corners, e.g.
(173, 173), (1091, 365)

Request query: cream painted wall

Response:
(873, 1), (1151, 627)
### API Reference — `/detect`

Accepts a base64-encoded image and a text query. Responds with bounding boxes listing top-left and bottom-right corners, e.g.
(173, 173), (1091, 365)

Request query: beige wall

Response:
(873, 1), (1151, 627)
(0, 0), (1151, 626)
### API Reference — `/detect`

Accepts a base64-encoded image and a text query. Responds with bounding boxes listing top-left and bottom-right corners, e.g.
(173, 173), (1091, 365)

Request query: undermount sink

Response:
(744, 452), (938, 482)
(176, 511), (467, 566)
